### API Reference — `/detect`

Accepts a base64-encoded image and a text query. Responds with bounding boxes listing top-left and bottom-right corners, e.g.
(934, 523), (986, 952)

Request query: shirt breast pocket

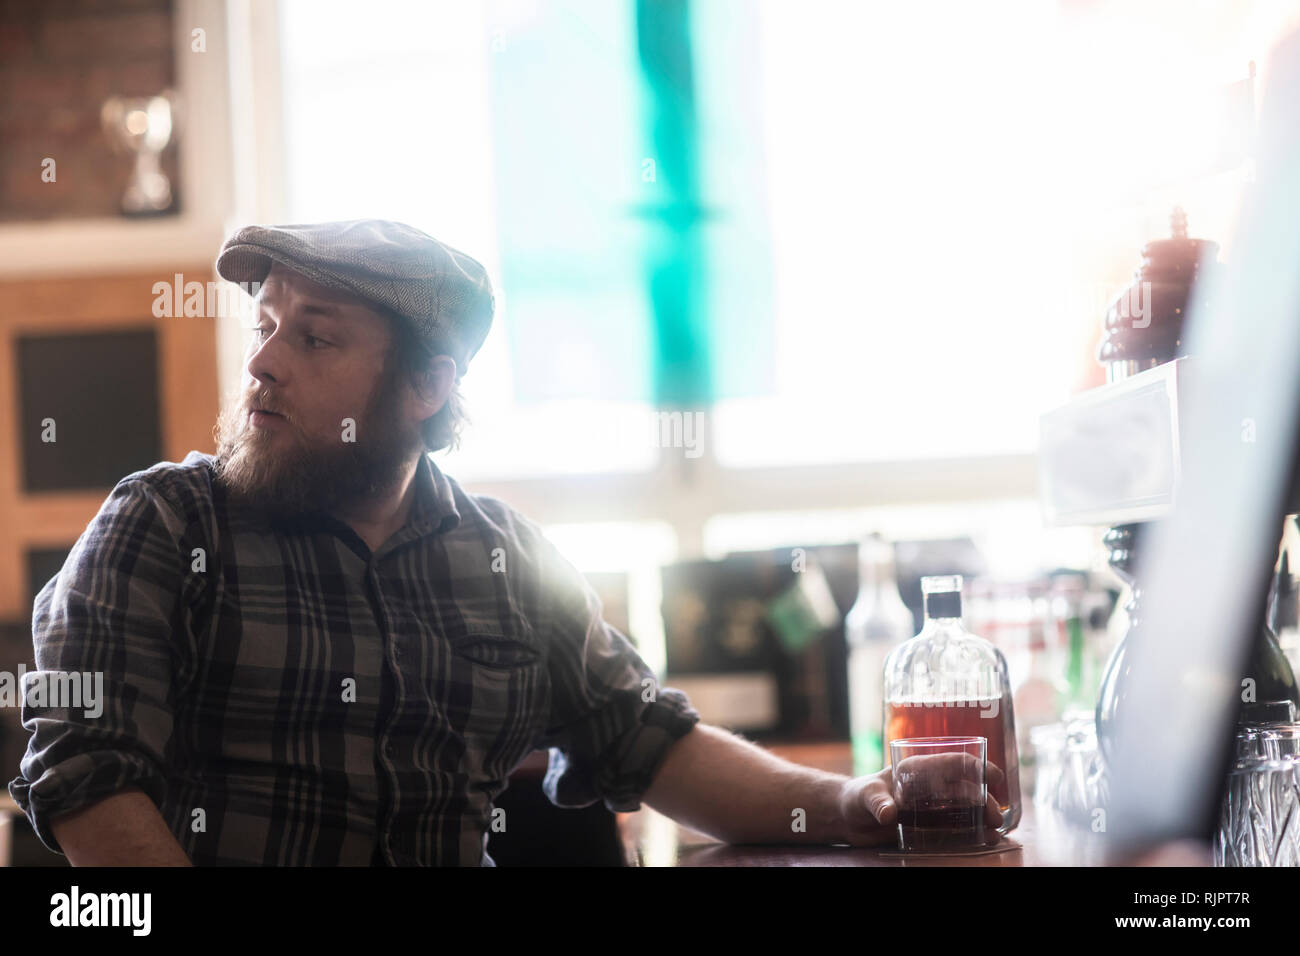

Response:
(446, 628), (542, 669)
(443, 623), (549, 786)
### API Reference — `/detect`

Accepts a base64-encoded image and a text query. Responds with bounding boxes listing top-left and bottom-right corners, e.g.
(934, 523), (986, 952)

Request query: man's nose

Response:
(246, 337), (284, 386)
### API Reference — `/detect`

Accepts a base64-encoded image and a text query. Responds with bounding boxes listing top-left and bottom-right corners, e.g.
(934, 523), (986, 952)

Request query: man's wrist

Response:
(811, 774), (854, 845)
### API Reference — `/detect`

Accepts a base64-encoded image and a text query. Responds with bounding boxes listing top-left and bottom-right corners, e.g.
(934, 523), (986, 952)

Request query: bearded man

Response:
(9, 220), (967, 865)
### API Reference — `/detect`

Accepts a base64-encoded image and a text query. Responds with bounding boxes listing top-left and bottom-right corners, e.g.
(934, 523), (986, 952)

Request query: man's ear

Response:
(413, 354), (458, 417)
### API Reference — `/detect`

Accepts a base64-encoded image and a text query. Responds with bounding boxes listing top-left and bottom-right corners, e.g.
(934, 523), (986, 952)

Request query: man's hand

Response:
(837, 758), (1007, 847)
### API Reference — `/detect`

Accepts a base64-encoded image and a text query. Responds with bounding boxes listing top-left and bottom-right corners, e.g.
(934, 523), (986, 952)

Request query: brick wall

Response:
(0, 0), (179, 221)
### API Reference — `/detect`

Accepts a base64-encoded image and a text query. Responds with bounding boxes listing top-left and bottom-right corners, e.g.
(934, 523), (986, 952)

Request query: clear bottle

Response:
(845, 533), (915, 776)
(883, 574), (1023, 834)
(1013, 586), (1070, 795)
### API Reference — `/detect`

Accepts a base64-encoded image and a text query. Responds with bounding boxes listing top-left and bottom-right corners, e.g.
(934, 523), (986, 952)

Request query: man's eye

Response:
(244, 327), (329, 349)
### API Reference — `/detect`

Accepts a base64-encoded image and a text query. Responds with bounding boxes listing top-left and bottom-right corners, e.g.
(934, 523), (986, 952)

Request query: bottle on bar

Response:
(1272, 550), (1300, 679)
(882, 575), (1023, 834)
(845, 533), (915, 776)
(1243, 560), (1300, 723)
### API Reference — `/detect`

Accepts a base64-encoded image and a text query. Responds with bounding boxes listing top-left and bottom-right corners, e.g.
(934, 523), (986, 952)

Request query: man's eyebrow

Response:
(299, 302), (344, 320)
(256, 300), (347, 324)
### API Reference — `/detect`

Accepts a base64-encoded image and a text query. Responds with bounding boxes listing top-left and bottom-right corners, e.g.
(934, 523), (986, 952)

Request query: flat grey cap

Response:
(215, 219), (495, 375)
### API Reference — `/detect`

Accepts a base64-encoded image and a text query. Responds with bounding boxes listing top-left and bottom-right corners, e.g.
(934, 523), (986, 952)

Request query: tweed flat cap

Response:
(215, 219), (495, 375)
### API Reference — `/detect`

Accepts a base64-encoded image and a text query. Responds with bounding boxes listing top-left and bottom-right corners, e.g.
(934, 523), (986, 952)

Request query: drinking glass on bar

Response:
(1215, 754), (1300, 866)
(890, 736), (987, 851)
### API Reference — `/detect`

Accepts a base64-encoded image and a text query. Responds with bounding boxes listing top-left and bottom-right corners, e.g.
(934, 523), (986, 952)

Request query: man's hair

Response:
(382, 309), (471, 454)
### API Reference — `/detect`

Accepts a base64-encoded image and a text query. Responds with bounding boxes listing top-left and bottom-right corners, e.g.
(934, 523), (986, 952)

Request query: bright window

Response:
(276, 0), (1284, 481)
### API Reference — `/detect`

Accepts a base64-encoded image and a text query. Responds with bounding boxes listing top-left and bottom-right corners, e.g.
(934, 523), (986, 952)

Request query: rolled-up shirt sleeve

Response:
(529, 528), (700, 814)
(8, 478), (190, 854)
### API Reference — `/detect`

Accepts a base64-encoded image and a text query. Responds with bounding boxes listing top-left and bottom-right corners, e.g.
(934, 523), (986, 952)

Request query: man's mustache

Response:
(247, 393), (291, 420)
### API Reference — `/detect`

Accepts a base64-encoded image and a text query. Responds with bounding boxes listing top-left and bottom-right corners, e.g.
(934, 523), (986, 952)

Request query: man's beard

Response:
(212, 370), (422, 521)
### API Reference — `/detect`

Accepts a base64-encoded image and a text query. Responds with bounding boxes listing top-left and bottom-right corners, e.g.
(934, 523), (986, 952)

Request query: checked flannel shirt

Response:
(9, 450), (700, 865)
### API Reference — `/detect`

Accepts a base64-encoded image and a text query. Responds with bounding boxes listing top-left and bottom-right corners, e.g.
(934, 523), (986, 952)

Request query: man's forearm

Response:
(51, 787), (193, 866)
(642, 723), (850, 845)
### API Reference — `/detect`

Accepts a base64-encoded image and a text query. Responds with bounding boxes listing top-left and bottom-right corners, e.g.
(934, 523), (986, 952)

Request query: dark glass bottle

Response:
(1236, 567), (1300, 724)
(1098, 578), (1300, 758)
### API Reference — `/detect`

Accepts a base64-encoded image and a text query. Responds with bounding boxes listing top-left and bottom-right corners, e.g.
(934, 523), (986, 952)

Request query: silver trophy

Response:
(101, 90), (178, 215)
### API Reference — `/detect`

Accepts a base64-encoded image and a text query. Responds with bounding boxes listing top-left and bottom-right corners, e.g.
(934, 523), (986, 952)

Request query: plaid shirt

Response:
(8, 451), (699, 865)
